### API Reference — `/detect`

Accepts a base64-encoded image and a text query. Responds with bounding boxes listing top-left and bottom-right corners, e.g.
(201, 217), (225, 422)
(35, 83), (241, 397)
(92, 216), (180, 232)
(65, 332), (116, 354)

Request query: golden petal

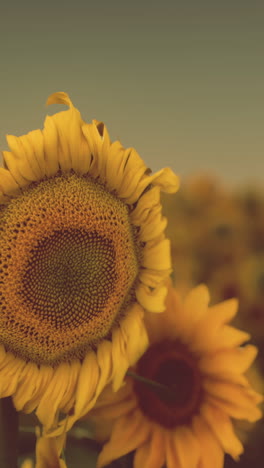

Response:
(143, 284), (184, 342)
(130, 186), (161, 225)
(36, 363), (72, 429)
(192, 415), (224, 468)
(111, 328), (130, 392)
(191, 323), (250, 354)
(172, 425), (200, 468)
(104, 143), (131, 191)
(199, 345), (258, 376)
(58, 360), (81, 413)
(97, 410), (150, 468)
(149, 167), (180, 193)
(203, 378), (262, 410)
(12, 362), (40, 411)
(134, 428), (166, 468)
(42, 115), (60, 177)
(200, 403), (244, 460)
(0, 353), (26, 397)
(22, 366), (54, 414)
(82, 121), (106, 178)
(139, 209), (168, 242)
(73, 351), (100, 419)
(165, 433), (181, 468)
(143, 238), (171, 271)
(119, 303), (149, 366)
(46, 92), (74, 107)
(5, 135), (39, 182)
(136, 283), (168, 313)
(26, 130), (46, 175)
(2, 151), (29, 186)
(139, 268), (171, 289)
(35, 432), (66, 468)
(206, 391), (263, 423)
(0, 167), (19, 195)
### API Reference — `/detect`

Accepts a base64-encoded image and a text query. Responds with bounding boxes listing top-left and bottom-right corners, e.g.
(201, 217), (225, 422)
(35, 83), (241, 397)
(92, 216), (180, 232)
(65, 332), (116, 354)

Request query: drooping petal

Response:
(97, 410), (151, 468)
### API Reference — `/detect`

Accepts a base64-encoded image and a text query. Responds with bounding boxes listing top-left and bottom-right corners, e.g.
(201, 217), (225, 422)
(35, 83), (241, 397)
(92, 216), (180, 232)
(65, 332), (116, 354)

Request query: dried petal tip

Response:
(46, 92), (73, 108)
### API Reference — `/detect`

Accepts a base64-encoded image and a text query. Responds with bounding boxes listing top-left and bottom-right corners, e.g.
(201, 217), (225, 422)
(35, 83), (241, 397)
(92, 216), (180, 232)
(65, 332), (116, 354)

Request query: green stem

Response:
(0, 397), (19, 468)
(126, 370), (176, 400)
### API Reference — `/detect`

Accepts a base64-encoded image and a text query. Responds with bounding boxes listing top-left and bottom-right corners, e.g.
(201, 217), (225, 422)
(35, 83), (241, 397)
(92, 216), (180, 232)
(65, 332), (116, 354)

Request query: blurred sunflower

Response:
(88, 285), (262, 468)
(0, 92), (179, 430)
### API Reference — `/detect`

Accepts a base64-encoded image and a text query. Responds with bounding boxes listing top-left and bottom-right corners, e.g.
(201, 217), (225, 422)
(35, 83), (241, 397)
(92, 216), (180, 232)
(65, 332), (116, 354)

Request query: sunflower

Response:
(87, 285), (263, 468)
(0, 92), (179, 430)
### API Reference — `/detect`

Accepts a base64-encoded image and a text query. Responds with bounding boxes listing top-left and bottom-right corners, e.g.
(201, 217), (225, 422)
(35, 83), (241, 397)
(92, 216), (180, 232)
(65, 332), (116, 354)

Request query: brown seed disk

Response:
(133, 340), (203, 428)
(0, 173), (139, 365)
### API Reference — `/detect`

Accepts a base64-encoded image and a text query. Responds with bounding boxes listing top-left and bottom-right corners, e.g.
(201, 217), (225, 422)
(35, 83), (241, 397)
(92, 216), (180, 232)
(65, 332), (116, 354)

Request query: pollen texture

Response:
(0, 173), (139, 365)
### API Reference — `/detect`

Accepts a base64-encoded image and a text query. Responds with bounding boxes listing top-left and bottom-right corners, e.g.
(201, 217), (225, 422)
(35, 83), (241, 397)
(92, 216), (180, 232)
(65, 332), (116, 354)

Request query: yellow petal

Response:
(165, 433), (181, 468)
(172, 425), (200, 468)
(200, 403), (244, 460)
(74, 351), (100, 419)
(58, 360), (81, 413)
(139, 208), (167, 242)
(143, 283), (185, 342)
(177, 285), (211, 342)
(105, 143), (131, 192)
(26, 129), (46, 175)
(192, 415), (224, 468)
(0, 353), (26, 397)
(0, 164), (18, 192)
(36, 363), (72, 429)
(136, 283), (168, 313)
(207, 394), (263, 422)
(143, 238), (171, 271)
(204, 378), (262, 411)
(82, 121), (105, 178)
(199, 345), (258, 376)
(35, 432), (66, 468)
(149, 167), (180, 193)
(97, 410), (150, 468)
(3, 151), (29, 186)
(116, 148), (148, 202)
(46, 92), (73, 107)
(130, 186), (161, 225)
(111, 327), (130, 392)
(139, 268), (171, 289)
(119, 303), (149, 366)
(22, 365), (54, 414)
(134, 428), (166, 468)
(13, 362), (40, 411)
(184, 285), (210, 322)
(42, 115), (60, 177)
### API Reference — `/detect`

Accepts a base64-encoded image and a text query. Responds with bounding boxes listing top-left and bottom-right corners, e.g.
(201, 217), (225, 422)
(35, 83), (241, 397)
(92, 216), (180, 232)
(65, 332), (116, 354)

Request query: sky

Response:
(0, 1), (263, 186)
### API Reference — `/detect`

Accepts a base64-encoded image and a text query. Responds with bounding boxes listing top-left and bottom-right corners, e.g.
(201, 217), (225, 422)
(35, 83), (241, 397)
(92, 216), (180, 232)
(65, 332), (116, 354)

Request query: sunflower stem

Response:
(126, 370), (176, 400)
(0, 397), (19, 468)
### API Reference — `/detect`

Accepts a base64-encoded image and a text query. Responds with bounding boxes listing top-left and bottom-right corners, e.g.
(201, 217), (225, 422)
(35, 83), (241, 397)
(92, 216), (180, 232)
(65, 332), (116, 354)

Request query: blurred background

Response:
(0, 0), (263, 185)
(1, 1), (263, 467)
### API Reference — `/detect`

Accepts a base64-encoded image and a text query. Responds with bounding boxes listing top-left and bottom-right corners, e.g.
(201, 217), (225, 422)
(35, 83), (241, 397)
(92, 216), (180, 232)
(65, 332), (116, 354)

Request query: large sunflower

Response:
(87, 285), (262, 468)
(0, 92), (179, 430)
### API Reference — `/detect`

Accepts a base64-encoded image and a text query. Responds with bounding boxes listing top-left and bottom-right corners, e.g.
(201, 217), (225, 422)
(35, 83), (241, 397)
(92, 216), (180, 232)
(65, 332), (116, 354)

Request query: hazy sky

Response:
(0, 1), (263, 186)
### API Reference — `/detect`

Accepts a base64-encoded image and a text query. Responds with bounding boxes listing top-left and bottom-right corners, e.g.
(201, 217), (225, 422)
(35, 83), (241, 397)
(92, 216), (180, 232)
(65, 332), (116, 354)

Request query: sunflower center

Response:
(0, 173), (139, 365)
(133, 340), (202, 428)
